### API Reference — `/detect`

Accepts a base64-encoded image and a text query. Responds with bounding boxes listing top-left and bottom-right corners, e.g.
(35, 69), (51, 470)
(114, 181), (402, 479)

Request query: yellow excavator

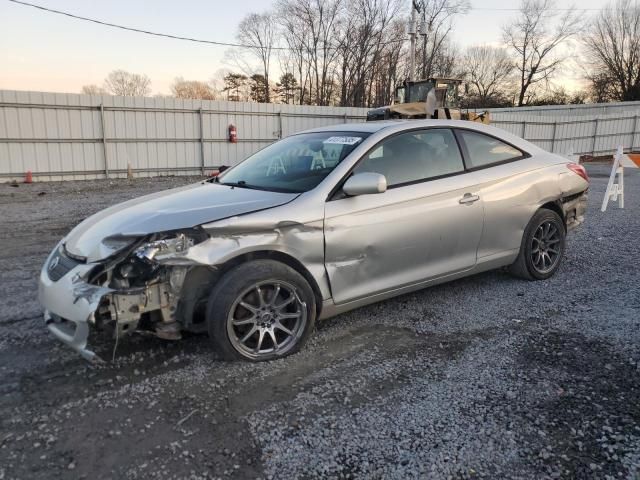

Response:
(366, 77), (490, 124)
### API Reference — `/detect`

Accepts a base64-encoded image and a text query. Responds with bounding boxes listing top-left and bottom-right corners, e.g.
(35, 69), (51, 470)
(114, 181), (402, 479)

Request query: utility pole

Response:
(409, 2), (417, 81)
(421, 17), (428, 79)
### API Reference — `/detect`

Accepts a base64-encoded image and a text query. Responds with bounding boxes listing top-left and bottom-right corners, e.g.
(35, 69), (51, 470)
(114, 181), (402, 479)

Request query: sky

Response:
(0, 0), (605, 96)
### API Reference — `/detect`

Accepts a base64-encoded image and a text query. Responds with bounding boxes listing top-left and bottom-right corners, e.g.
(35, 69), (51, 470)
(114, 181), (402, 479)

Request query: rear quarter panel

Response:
(475, 153), (580, 260)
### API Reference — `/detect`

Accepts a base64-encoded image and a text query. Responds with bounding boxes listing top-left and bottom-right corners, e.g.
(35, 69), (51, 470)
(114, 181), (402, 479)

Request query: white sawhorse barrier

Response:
(601, 146), (639, 212)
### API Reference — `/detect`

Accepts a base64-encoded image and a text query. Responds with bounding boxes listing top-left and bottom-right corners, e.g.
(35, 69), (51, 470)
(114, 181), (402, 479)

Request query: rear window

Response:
(457, 130), (525, 168)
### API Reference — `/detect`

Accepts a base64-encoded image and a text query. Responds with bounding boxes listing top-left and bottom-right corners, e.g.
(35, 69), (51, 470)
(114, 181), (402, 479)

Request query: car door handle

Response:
(459, 193), (480, 205)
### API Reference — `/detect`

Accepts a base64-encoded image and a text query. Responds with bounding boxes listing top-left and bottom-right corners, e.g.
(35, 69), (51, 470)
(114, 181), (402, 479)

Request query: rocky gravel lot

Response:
(0, 165), (639, 480)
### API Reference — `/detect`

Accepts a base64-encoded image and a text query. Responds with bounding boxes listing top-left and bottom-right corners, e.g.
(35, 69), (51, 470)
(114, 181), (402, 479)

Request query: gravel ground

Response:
(0, 166), (639, 480)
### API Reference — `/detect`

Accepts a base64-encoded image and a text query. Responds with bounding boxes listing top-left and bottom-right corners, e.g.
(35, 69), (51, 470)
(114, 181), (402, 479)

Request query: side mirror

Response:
(343, 172), (387, 196)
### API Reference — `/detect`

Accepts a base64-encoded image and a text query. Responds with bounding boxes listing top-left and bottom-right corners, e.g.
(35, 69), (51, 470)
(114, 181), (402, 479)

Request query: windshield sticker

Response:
(323, 136), (362, 145)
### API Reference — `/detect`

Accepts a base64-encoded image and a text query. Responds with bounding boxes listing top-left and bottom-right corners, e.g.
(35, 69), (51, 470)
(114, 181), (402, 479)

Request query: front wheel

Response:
(509, 209), (566, 280)
(207, 260), (316, 361)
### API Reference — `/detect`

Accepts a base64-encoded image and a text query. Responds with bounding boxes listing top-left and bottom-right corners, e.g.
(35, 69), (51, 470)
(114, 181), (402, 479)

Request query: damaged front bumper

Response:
(38, 243), (181, 362)
(38, 261), (107, 362)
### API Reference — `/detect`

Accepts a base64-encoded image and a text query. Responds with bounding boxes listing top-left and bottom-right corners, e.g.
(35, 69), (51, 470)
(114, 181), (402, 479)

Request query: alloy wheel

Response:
(531, 221), (561, 274)
(226, 280), (307, 359)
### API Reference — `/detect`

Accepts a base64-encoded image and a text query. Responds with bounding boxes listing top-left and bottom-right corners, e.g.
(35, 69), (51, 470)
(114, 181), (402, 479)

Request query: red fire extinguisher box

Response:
(228, 124), (237, 143)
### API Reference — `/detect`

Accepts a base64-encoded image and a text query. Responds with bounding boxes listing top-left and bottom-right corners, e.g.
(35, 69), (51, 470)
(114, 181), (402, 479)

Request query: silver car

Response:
(38, 120), (589, 362)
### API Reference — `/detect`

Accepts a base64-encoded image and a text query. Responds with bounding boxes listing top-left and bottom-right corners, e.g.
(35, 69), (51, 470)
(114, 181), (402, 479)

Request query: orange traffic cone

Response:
(24, 170), (33, 184)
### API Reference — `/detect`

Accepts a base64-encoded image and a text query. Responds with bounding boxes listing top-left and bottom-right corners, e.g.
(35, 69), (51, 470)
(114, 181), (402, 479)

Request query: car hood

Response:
(64, 182), (298, 262)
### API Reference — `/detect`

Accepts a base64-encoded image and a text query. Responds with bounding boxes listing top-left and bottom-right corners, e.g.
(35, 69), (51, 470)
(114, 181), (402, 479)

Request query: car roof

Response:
(298, 119), (497, 135)
(296, 119), (546, 155)
(297, 120), (404, 134)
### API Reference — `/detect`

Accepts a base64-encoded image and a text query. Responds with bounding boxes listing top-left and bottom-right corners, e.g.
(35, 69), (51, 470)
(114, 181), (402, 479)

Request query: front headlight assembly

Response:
(107, 229), (208, 289)
(135, 233), (196, 262)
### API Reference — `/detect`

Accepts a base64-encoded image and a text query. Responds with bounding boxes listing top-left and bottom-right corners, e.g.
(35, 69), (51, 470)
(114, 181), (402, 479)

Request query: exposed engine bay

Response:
(68, 229), (215, 351)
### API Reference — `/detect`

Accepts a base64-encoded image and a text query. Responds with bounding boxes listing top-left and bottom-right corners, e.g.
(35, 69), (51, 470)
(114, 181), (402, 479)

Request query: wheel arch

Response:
(216, 250), (324, 318)
(513, 200), (565, 254)
(539, 200), (565, 229)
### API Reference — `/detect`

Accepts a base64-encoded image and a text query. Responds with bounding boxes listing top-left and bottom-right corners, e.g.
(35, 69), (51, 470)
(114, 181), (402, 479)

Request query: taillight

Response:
(567, 163), (589, 183)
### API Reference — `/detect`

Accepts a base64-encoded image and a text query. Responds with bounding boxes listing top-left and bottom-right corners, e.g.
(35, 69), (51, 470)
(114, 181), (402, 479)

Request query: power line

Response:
(6, 0), (609, 51)
(6, 0), (289, 50)
(6, 0), (411, 51)
(470, 7), (603, 11)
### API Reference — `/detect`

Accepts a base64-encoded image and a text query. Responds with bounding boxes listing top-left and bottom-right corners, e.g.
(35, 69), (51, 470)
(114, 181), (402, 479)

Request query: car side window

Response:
(353, 129), (465, 187)
(457, 130), (524, 168)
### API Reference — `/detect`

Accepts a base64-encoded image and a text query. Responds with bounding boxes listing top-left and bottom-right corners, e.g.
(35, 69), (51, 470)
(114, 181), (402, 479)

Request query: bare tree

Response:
(428, 38), (460, 78)
(276, 0), (343, 106)
(170, 78), (217, 100)
(276, 8), (312, 104)
(368, 18), (407, 107)
(103, 70), (151, 97)
(240, 0), (467, 107)
(276, 0), (413, 107)
(462, 45), (515, 104)
(526, 85), (587, 105)
(583, 0), (640, 101)
(587, 72), (620, 102)
(236, 12), (276, 103)
(335, 0), (403, 107)
(503, 0), (581, 106)
(81, 84), (107, 95)
(417, 0), (470, 79)
(210, 68), (231, 96)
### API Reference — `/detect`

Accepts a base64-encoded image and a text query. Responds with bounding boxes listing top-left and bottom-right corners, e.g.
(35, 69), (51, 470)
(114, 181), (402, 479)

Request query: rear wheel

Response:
(207, 260), (316, 361)
(509, 209), (566, 280)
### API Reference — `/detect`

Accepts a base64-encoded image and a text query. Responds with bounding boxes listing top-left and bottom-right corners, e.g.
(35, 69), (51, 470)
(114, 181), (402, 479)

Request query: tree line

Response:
(82, 0), (640, 108)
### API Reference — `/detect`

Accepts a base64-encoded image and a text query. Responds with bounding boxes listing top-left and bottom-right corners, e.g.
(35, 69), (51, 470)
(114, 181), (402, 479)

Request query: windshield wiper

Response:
(217, 180), (302, 194)
(219, 180), (257, 189)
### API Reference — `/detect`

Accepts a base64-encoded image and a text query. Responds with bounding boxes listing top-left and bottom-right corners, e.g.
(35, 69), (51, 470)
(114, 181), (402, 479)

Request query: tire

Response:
(509, 208), (566, 281)
(206, 259), (316, 361)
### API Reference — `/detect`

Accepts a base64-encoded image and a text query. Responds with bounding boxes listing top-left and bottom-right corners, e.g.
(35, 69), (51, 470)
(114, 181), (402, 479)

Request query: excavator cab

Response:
(367, 77), (488, 124)
(394, 78), (460, 107)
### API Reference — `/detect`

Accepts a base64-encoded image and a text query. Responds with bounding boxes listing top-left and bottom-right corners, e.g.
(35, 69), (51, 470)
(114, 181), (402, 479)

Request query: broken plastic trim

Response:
(44, 310), (102, 363)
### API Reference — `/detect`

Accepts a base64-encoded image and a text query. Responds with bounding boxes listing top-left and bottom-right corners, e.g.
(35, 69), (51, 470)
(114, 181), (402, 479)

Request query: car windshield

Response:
(217, 131), (369, 193)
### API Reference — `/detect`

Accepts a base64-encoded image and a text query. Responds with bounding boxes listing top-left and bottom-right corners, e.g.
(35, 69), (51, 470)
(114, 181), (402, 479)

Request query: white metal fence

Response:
(1, 89), (639, 182)
(488, 101), (640, 118)
(0, 90), (369, 181)
(486, 102), (640, 157)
